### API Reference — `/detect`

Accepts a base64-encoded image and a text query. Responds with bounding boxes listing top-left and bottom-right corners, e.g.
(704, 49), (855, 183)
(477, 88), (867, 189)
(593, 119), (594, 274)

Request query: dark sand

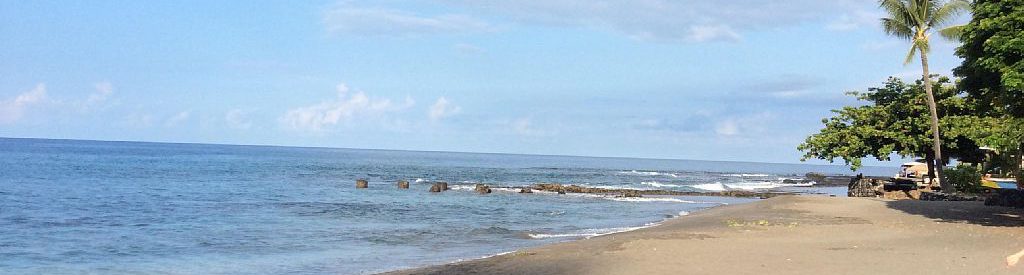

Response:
(385, 196), (1024, 275)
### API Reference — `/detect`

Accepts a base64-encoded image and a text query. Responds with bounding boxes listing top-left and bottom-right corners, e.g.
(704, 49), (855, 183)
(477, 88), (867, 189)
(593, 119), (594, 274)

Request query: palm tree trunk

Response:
(920, 53), (948, 192)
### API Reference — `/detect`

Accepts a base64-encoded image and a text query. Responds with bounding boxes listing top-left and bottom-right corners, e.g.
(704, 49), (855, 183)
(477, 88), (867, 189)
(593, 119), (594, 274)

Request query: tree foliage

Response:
(880, 0), (969, 63)
(954, 0), (1024, 118)
(798, 76), (981, 170)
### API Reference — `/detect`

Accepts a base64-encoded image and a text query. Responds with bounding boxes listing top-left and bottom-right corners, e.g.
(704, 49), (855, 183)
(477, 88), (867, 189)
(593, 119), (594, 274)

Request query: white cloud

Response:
(0, 83), (48, 124)
(441, 0), (865, 42)
(714, 112), (774, 137)
(714, 120), (740, 136)
(281, 83), (415, 131)
(87, 81), (114, 106)
(323, 3), (492, 36)
(826, 10), (882, 31)
(688, 25), (741, 42)
(428, 97), (461, 122)
(225, 109), (253, 130)
(453, 43), (484, 54)
(164, 110), (191, 127)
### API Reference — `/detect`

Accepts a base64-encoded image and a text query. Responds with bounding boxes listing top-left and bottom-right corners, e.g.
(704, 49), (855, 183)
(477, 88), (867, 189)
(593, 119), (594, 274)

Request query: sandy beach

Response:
(386, 195), (1024, 275)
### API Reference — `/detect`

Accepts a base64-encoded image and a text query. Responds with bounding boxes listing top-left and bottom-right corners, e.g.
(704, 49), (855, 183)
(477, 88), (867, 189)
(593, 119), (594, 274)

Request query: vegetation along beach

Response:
(1, 0), (1022, 274)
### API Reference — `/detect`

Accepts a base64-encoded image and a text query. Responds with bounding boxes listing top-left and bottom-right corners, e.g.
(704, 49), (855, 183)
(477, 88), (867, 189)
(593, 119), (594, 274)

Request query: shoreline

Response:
(382, 195), (1024, 275)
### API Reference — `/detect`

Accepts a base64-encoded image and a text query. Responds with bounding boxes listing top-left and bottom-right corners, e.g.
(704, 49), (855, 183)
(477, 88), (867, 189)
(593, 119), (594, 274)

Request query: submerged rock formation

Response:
(620, 190), (642, 198)
(429, 183), (443, 192)
(397, 180), (410, 189)
(530, 183), (790, 199)
(519, 188), (533, 194)
(356, 179), (369, 189)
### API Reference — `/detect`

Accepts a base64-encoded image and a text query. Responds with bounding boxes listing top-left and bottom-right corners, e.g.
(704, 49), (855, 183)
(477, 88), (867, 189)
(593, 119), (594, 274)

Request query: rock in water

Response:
(475, 184), (492, 194)
(429, 183), (443, 192)
(620, 190), (642, 198)
(356, 179), (369, 189)
(437, 181), (449, 191)
(397, 180), (410, 189)
(519, 188), (533, 194)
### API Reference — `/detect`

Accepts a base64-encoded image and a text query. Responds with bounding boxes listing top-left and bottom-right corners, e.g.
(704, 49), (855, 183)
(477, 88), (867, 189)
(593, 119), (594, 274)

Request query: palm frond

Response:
(930, 0), (969, 28)
(904, 44), (919, 64)
(936, 24), (964, 41)
(879, 0), (919, 27)
(881, 18), (915, 40)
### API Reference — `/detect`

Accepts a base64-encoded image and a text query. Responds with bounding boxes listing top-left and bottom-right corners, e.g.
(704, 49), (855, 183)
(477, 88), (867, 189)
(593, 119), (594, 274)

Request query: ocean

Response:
(0, 138), (894, 274)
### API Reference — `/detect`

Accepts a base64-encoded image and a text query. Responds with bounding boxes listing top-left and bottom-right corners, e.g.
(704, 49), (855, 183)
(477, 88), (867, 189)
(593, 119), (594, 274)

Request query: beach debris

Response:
(397, 180), (410, 189)
(519, 188), (533, 194)
(474, 184), (492, 194)
(356, 179), (369, 189)
(1007, 248), (1024, 268)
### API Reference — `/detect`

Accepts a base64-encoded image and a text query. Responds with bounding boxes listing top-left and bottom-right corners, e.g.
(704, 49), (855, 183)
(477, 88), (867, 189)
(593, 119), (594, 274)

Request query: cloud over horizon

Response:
(280, 83), (416, 132)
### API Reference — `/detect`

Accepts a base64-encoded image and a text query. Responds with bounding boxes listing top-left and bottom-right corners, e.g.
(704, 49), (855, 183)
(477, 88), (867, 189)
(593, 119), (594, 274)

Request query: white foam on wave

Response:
(414, 178), (426, 183)
(723, 173), (771, 177)
(690, 181), (815, 191)
(604, 197), (706, 203)
(528, 224), (654, 239)
(640, 181), (681, 188)
(529, 210), (693, 240)
(619, 170), (679, 178)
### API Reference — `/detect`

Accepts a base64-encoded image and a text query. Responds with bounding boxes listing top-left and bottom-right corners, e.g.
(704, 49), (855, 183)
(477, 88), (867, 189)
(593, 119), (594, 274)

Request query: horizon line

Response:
(0, 135), (888, 169)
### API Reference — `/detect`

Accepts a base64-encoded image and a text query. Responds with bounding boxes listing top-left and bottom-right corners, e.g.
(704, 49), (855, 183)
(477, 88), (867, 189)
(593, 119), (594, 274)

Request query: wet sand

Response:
(385, 195), (1024, 275)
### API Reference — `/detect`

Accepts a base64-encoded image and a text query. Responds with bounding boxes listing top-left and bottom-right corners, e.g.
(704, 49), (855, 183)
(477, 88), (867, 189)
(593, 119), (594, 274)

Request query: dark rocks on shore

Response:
(919, 191), (982, 202)
(847, 176), (880, 197)
(397, 180), (410, 189)
(474, 184), (492, 194)
(356, 179), (369, 189)
(985, 189), (1024, 207)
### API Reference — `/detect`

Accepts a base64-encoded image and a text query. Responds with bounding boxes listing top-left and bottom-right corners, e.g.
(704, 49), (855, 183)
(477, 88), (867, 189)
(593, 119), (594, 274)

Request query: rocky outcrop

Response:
(620, 190), (642, 198)
(397, 180), (410, 189)
(847, 176), (879, 197)
(519, 188), (533, 194)
(356, 179), (369, 189)
(437, 182), (449, 191)
(985, 189), (1024, 207)
(429, 182), (445, 192)
(531, 183), (790, 199)
(474, 184), (492, 194)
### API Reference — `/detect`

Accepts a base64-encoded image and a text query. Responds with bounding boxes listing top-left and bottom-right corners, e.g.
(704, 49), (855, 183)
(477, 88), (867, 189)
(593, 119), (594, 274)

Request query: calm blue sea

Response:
(0, 138), (894, 274)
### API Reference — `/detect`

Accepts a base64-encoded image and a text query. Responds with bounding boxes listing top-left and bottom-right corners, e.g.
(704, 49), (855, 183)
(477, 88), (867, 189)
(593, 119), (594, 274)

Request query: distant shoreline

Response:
(383, 196), (1024, 275)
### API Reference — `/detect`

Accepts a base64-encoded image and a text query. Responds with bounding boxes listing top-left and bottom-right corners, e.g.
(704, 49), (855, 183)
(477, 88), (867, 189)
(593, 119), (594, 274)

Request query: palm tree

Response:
(879, 0), (968, 192)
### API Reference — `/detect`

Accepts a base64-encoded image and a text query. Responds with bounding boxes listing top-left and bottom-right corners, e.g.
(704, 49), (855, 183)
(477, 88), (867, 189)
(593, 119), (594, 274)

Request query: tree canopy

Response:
(954, 0), (1024, 118)
(798, 76), (982, 170)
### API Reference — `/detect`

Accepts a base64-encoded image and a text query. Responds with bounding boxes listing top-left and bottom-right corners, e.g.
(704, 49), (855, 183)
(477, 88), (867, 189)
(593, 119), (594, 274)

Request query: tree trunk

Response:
(920, 52), (949, 192)
(925, 150), (936, 188)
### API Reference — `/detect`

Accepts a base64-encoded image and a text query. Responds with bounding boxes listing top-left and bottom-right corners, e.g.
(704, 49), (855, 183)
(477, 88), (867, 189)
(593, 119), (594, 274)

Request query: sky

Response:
(0, 0), (969, 165)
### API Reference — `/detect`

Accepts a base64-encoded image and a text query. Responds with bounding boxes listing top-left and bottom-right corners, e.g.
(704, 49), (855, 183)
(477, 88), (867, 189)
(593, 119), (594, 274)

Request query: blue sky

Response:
(0, 0), (967, 165)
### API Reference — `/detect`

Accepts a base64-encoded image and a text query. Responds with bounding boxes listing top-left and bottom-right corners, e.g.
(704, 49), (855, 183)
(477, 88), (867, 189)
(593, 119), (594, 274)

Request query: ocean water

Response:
(0, 138), (893, 274)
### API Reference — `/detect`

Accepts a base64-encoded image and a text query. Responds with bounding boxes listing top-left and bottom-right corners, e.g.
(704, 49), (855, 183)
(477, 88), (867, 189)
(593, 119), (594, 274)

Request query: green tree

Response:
(799, 76), (982, 183)
(879, 0), (969, 192)
(953, 0), (1024, 184)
